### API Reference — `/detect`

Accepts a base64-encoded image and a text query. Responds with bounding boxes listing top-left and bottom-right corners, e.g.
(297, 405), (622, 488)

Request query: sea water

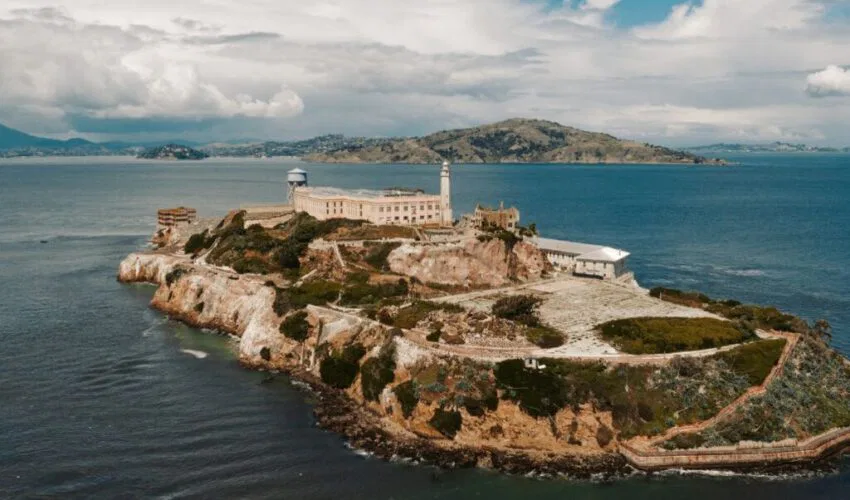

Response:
(1, 155), (849, 498)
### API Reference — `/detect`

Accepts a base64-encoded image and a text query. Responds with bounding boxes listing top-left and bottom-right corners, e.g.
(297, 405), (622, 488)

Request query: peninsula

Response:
(137, 143), (208, 160)
(117, 163), (850, 477)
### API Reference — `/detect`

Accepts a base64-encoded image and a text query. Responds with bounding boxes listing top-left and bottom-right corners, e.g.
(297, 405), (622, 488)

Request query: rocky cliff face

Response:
(386, 238), (551, 287)
(117, 251), (617, 474)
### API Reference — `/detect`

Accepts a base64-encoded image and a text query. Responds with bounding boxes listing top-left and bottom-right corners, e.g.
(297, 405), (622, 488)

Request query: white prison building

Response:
(533, 237), (631, 281)
(289, 161), (453, 226)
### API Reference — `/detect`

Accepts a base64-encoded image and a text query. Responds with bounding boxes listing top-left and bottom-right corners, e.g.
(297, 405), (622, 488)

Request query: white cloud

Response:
(0, 0), (849, 145)
(805, 65), (850, 97)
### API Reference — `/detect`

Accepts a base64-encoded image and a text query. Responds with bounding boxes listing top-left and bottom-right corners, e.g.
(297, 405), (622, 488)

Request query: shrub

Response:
(712, 339), (786, 385)
(664, 432), (705, 450)
(393, 380), (419, 418)
(598, 317), (747, 354)
(525, 326), (564, 348)
(492, 295), (542, 327)
(596, 425), (614, 447)
(494, 359), (570, 418)
(320, 344), (366, 390)
(426, 329), (442, 342)
(429, 407), (462, 438)
(363, 242), (401, 271)
(280, 311), (310, 341)
(361, 344), (396, 401)
(165, 267), (188, 287)
(184, 230), (209, 254)
(392, 301), (463, 329)
(193, 302), (205, 313)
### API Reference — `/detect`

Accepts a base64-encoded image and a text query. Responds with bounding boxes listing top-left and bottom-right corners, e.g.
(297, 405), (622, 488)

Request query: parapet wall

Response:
(620, 426), (850, 470)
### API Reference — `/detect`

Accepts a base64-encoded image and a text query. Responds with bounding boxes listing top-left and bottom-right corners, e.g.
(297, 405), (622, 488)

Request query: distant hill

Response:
(303, 118), (724, 165)
(685, 142), (850, 154)
(138, 144), (208, 160)
(0, 123), (96, 150)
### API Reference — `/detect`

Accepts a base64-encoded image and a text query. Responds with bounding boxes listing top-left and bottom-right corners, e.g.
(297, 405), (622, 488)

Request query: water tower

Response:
(287, 168), (308, 202)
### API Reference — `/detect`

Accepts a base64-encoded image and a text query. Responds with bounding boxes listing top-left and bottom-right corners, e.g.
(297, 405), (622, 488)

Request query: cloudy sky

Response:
(1, 0), (849, 145)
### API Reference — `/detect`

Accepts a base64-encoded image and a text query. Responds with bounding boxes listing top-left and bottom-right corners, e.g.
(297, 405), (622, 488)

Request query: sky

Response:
(1, 0), (850, 146)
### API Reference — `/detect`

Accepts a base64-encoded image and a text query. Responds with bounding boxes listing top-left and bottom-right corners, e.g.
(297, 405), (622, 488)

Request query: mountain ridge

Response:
(303, 118), (725, 165)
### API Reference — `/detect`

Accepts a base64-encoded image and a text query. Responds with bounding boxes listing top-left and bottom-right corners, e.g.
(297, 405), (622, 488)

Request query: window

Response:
(420, 205), (424, 210)
(404, 206), (408, 211)
(394, 206), (399, 212)
(427, 204), (433, 210)
(394, 216), (400, 221)
(379, 206), (384, 213)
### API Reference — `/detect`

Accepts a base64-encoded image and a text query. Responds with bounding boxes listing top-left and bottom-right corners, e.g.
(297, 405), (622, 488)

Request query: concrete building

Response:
(533, 237), (631, 281)
(289, 162), (453, 226)
(157, 207), (197, 227)
(472, 202), (520, 231)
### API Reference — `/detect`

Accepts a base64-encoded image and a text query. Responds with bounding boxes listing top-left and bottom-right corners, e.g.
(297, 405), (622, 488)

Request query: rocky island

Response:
(118, 163), (848, 477)
(305, 118), (726, 165)
(118, 208), (850, 477)
(138, 143), (208, 160)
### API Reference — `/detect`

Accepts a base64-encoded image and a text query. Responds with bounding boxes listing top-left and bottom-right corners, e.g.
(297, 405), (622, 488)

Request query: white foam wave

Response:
(724, 269), (766, 277)
(180, 349), (209, 359)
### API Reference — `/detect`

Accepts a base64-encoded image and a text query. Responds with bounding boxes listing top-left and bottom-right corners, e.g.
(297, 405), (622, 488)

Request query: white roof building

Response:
(532, 237), (631, 280)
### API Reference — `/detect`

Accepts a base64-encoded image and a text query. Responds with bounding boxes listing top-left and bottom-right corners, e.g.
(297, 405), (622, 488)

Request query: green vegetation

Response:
(387, 301), (464, 329)
(598, 317), (751, 354)
(319, 343), (367, 389)
(193, 302), (204, 313)
(492, 295), (542, 326)
(280, 310), (310, 341)
(713, 338), (786, 385)
(363, 242), (401, 271)
(426, 329), (442, 342)
(165, 267), (188, 287)
(273, 281), (342, 315)
(429, 407), (462, 438)
(525, 326), (565, 348)
(493, 340), (783, 438)
(682, 337), (850, 447)
(328, 225), (418, 241)
(393, 380), (419, 418)
(184, 230), (212, 254)
(650, 287), (810, 334)
(339, 277), (408, 306)
(361, 343), (396, 401)
(492, 295), (565, 348)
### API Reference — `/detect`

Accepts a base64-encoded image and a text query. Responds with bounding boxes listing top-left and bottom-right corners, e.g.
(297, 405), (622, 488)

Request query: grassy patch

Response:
(273, 281), (342, 316)
(524, 326), (564, 348)
(391, 301), (464, 329)
(599, 317), (749, 354)
(363, 242), (402, 271)
(651, 287), (809, 334)
(712, 338), (786, 385)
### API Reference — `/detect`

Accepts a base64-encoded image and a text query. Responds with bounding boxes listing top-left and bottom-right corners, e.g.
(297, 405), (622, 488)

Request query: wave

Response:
(722, 269), (767, 277)
(180, 349), (209, 359)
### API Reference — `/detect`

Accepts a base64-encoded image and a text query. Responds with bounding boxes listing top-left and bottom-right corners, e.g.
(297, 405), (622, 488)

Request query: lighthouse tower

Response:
(440, 160), (452, 226)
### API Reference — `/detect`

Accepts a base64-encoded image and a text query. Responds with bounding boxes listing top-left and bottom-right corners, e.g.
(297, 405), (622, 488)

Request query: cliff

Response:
(304, 118), (724, 165)
(387, 238), (551, 287)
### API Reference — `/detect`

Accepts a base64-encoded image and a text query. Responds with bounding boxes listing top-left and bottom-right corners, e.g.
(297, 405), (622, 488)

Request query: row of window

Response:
(378, 204), (435, 213)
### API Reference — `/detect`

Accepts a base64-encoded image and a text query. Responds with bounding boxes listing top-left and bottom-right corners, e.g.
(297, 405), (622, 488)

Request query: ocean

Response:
(1, 155), (849, 498)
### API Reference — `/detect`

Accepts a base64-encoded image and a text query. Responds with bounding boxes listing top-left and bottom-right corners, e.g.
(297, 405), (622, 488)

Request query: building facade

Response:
(533, 237), (631, 280)
(289, 162), (453, 226)
(157, 207), (197, 227)
(472, 202), (520, 231)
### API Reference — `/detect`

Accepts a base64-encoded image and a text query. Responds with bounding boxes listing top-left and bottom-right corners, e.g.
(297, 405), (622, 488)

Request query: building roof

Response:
(287, 168), (307, 174)
(533, 237), (604, 256)
(296, 186), (439, 201)
(577, 247), (630, 263)
(533, 237), (629, 262)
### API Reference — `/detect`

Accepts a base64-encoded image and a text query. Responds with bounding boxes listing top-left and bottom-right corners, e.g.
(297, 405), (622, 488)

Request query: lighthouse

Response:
(440, 160), (452, 226)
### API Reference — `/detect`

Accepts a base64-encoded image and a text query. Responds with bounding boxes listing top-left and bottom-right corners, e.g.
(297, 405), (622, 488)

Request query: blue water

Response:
(1, 155), (850, 498)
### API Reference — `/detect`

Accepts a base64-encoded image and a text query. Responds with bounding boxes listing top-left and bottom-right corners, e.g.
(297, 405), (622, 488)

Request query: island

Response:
(117, 164), (850, 477)
(137, 143), (208, 160)
(303, 118), (727, 165)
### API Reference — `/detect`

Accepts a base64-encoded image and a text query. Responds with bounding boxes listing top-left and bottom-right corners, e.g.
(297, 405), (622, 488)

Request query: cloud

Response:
(0, 1), (849, 145)
(805, 65), (850, 97)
